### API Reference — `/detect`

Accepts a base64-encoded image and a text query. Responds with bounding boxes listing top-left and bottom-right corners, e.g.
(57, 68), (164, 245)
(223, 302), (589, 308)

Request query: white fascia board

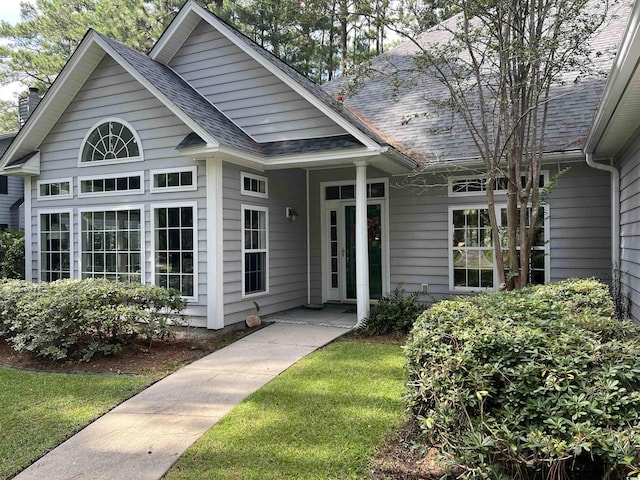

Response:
(0, 35), (104, 170)
(178, 143), (384, 171)
(156, 1), (381, 151)
(264, 148), (378, 170)
(585, 1), (640, 154)
(93, 34), (220, 148)
(149, 0), (200, 63)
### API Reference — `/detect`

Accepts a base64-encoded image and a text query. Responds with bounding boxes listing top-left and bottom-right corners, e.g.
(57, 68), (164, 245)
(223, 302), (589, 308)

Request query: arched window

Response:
(80, 119), (141, 164)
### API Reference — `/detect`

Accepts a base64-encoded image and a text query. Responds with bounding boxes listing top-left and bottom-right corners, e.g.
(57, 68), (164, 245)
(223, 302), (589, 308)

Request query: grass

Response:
(165, 340), (406, 480)
(0, 367), (155, 479)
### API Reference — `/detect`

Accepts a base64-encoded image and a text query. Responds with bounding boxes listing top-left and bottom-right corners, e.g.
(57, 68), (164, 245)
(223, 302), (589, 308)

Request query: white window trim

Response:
(78, 171), (144, 198)
(240, 172), (268, 199)
(241, 204), (269, 299)
(78, 204), (146, 284)
(78, 117), (143, 167)
(150, 166), (198, 193)
(37, 208), (74, 282)
(319, 178), (390, 303)
(448, 203), (550, 292)
(321, 178), (388, 200)
(448, 171), (550, 197)
(36, 177), (73, 201)
(150, 201), (199, 302)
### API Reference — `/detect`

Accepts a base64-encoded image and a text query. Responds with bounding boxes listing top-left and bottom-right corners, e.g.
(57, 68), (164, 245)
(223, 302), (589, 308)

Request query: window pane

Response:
(325, 186), (339, 200)
(341, 185), (354, 199)
(155, 174), (166, 188)
(181, 171), (193, 186)
(168, 173), (180, 187)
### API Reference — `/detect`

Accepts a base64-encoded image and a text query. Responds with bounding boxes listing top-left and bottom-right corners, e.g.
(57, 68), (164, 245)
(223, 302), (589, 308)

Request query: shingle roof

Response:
(98, 33), (383, 160)
(177, 132), (365, 156)
(324, 0), (633, 164)
(96, 32), (262, 155)
(0, 136), (14, 159)
(6, 151), (37, 167)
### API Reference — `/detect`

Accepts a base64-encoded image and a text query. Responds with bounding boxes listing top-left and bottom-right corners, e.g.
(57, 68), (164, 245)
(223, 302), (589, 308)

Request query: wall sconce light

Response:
(285, 207), (298, 222)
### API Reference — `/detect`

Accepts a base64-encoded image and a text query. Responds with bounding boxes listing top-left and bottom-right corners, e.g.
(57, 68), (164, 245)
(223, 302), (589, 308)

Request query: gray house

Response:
(0, 0), (633, 329)
(0, 88), (41, 230)
(585, 0), (640, 322)
(0, 133), (23, 230)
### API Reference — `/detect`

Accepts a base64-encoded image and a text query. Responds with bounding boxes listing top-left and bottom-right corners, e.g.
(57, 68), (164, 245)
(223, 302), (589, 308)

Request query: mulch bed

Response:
(0, 327), (254, 375)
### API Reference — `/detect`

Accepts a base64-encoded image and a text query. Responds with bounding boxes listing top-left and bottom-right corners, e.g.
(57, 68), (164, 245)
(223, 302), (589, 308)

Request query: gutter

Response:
(585, 153), (620, 268)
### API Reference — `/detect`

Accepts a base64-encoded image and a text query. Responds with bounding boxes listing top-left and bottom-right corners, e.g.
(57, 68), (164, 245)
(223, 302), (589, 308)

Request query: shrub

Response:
(0, 279), (187, 361)
(359, 286), (424, 335)
(0, 229), (24, 279)
(405, 279), (640, 479)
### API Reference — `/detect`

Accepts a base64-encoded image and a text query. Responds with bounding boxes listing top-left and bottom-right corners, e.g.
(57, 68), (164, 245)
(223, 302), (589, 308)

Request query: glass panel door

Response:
(344, 204), (383, 300)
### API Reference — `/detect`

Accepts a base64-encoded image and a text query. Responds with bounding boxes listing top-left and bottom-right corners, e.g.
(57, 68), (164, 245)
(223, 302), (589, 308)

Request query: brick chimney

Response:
(18, 87), (41, 126)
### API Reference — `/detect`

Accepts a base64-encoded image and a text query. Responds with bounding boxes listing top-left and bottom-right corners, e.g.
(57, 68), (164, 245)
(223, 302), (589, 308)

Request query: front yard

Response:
(0, 367), (154, 479)
(165, 340), (406, 480)
(0, 336), (406, 480)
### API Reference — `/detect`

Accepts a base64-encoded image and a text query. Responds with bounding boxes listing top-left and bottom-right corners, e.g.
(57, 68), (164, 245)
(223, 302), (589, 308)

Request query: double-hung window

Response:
(80, 207), (143, 283)
(39, 211), (72, 281)
(242, 205), (268, 297)
(152, 203), (197, 299)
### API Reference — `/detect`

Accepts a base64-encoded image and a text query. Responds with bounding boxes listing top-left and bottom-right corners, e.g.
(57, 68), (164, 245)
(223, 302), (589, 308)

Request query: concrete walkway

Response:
(15, 322), (349, 480)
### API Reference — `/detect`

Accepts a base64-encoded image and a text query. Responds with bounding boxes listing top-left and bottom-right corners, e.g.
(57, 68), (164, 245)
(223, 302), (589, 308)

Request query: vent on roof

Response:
(18, 87), (41, 127)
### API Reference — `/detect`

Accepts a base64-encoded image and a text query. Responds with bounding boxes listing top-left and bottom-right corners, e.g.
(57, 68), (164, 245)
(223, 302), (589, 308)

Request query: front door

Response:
(324, 201), (384, 302)
(344, 203), (383, 300)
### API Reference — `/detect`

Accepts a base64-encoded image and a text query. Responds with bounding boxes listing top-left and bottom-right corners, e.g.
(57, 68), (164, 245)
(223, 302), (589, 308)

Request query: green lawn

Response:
(0, 367), (155, 479)
(165, 340), (406, 480)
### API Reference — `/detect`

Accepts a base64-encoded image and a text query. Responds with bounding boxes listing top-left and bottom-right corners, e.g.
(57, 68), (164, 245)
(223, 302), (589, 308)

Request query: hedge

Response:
(405, 279), (640, 479)
(0, 279), (186, 361)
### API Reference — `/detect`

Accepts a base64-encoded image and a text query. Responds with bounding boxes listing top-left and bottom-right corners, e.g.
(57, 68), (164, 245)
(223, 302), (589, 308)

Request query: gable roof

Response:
(585, 0), (640, 158)
(149, 0), (402, 152)
(1, 2), (416, 174)
(325, 1), (633, 165)
(95, 33), (260, 154)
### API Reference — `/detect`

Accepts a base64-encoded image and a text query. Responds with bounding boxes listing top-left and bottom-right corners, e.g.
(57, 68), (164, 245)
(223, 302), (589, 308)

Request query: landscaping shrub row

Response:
(0, 279), (186, 361)
(406, 278), (640, 479)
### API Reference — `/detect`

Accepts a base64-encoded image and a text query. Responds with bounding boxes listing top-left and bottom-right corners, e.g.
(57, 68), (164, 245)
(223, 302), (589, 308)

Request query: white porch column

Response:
(354, 160), (370, 326)
(24, 177), (32, 282)
(206, 157), (224, 329)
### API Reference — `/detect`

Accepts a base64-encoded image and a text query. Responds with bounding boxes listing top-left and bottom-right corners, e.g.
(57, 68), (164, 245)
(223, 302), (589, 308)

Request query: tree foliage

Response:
(0, 0), (424, 129)
(0, 100), (18, 134)
(380, 0), (611, 289)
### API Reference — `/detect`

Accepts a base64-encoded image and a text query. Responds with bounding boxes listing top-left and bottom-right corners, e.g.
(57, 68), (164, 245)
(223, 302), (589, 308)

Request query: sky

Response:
(0, 0), (32, 101)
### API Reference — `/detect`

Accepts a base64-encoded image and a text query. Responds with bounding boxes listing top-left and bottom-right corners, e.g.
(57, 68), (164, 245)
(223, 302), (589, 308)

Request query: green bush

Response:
(0, 279), (187, 361)
(405, 279), (640, 479)
(0, 229), (24, 279)
(359, 286), (424, 335)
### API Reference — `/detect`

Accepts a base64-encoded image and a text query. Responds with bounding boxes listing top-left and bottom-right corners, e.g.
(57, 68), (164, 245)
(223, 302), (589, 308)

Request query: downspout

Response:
(585, 153), (620, 269)
(306, 169), (311, 305)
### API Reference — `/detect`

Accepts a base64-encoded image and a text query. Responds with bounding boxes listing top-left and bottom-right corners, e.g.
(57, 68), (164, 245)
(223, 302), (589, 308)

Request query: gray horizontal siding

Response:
(30, 56), (209, 326)
(222, 163), (307, 326)
(169, 20), (346, 143)
(308, 162), (611, 305)
(617, 133), (640, 322)
(0, 176), (23, 229)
